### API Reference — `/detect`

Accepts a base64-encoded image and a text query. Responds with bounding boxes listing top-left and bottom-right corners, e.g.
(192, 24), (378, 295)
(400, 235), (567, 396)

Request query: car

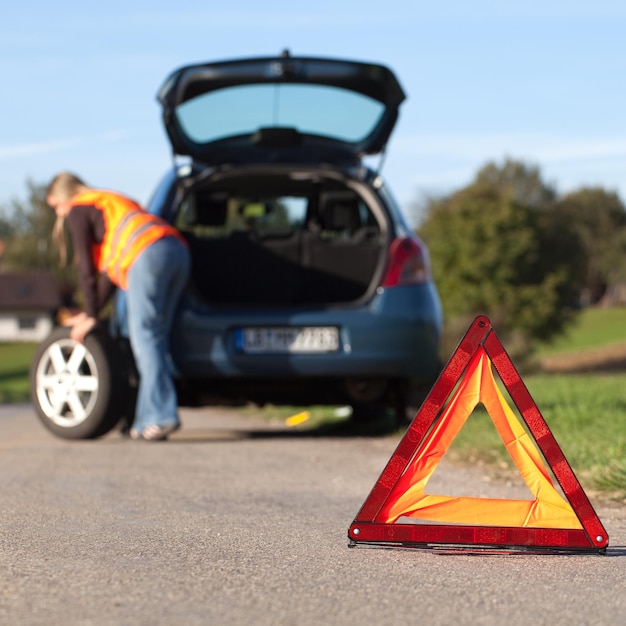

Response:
(30, 50), (443, 439)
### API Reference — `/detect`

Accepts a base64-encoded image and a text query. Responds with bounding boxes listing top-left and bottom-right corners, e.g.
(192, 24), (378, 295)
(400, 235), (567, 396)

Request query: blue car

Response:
(30, 51), (443, 439)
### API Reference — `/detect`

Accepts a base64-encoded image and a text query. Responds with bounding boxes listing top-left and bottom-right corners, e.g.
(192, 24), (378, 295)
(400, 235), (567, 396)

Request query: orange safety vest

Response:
(72, 190), (186, 290)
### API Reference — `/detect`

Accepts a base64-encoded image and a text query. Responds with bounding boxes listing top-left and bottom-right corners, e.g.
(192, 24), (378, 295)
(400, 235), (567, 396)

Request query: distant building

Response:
(0, 271), (61, 342)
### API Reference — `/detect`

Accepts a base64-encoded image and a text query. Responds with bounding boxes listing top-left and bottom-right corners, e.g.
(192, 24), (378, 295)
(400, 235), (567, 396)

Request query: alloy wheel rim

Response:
(35, 339), (99, 427)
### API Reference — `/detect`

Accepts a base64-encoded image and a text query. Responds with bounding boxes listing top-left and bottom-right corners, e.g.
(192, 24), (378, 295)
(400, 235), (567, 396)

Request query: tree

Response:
(551, 188), (626, 304)
(0, 214), (14, 239)
(475, 158), (557, 209)
(0, 180), (76, 291)
(418, 161), (586, 356)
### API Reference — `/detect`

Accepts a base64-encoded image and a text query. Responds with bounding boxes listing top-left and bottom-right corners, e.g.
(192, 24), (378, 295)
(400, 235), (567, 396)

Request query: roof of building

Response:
(0, 271), (62, 311)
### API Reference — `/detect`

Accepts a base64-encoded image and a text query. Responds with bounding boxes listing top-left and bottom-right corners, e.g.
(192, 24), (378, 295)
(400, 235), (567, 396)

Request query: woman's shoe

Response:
(139, 423), (180, 441)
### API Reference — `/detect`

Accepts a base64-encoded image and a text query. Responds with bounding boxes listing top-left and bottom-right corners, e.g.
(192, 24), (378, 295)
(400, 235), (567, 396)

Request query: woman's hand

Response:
(62, 311), (97, 343)
(58, 307), (83, 326)
(59, 309), (87, 326)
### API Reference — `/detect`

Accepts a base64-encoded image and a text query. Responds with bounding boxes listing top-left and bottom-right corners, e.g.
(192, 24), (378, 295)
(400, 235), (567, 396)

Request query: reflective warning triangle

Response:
(349, 316), (609, 554)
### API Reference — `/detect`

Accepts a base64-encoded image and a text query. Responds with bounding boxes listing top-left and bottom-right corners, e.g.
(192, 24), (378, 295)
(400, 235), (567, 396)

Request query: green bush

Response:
(419, 171), (586, 359)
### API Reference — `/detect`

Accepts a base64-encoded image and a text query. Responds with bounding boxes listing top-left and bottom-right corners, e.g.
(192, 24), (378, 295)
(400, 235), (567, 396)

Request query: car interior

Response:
(175, 177), (387, 306)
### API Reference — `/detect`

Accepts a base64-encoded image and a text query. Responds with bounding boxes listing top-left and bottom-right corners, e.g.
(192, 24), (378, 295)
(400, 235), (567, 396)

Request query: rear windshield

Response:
(175, 84), (386, 144)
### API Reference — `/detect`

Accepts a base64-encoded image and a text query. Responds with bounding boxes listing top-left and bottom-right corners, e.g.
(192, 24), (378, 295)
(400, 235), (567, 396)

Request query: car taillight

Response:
(382, 237), (431, 287)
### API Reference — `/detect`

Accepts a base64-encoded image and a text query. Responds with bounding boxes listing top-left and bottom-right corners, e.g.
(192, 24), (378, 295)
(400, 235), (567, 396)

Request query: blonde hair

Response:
(52, 215), (69, 266)
(47, 171), (90, 267)
(46, 171), (89, 201)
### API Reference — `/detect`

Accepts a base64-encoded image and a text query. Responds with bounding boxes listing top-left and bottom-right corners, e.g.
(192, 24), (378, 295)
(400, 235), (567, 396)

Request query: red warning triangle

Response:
(349, 316), (609, 554)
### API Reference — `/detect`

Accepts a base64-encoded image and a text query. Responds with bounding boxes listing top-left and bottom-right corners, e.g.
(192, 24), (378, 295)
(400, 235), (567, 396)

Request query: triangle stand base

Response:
(348, 523), (607, 555)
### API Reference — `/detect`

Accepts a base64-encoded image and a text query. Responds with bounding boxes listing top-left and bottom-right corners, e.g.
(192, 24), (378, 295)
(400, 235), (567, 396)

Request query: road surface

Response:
(1, 403), (624, 625)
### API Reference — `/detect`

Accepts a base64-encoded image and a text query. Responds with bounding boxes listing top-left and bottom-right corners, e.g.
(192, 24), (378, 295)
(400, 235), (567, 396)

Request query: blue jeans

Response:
(126, 236), (190, 433)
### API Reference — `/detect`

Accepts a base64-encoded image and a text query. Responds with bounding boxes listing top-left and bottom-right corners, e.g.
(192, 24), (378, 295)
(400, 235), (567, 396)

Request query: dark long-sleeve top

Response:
(66, 204), (117, 318)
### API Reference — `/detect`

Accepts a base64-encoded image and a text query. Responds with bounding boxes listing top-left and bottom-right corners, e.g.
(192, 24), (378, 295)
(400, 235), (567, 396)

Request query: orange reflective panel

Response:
(379, 348), (581, 529)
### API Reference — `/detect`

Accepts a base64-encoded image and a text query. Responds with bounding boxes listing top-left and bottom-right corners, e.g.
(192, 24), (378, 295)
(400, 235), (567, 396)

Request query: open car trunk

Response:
(174, 171), (390, 306)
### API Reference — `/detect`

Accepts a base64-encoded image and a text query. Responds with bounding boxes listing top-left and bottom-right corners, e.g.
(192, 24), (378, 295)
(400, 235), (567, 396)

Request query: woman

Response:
(46, 171), (190, 441)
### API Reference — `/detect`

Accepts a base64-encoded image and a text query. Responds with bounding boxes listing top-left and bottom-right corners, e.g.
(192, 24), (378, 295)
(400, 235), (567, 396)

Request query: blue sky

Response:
(2, 0), (625, 224)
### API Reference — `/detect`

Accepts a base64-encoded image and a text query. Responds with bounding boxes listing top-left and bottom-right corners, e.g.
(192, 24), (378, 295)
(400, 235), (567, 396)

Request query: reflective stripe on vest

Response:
(102, 211), (168, 287)
(73, 190), (185, 289)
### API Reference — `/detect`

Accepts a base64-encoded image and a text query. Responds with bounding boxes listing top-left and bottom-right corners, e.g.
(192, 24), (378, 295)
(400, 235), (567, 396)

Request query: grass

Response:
(536, 307), (626, 356)
(449, 374), (626, 499)
(527, 375), (626, 498)
(435, 310), (626, 499)
(435, 310), (626, 498)
(0, 342), (36, 403)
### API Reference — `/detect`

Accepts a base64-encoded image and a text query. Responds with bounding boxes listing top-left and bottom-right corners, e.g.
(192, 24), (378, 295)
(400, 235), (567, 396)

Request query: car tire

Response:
(29, 326), (129, 440)
(350, 401), (387, 423)
(397, 379), (437, 427)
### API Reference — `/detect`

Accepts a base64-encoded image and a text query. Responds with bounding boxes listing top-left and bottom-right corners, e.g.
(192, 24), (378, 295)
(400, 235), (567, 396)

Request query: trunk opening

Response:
(174, 173), (389, 306)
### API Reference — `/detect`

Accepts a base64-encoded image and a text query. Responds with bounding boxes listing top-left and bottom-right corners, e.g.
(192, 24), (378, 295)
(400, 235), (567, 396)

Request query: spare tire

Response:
(29, 326), (130, 439)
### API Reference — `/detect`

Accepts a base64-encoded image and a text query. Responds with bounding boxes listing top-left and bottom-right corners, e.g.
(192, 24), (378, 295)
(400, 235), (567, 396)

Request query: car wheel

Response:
(350, 401), (386, 422)
(29, 326), (129, 440)
(396, 379), (436, 427)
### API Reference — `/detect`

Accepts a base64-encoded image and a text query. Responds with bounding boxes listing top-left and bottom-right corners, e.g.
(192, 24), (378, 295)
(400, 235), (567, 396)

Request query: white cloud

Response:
(0, 131), (132, 161)
(383, 131), (626, 212)
(394, 132), (626, 165)
(0, 138), (81, 160)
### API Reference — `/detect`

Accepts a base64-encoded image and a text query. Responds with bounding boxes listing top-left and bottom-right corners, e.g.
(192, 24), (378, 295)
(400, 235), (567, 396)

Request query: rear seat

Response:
(300, 231), (380, 303)
(299, 196), (381, 302)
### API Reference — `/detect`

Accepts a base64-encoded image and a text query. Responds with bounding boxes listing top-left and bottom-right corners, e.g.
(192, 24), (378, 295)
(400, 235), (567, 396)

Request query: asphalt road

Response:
(1, 403), (625, 626)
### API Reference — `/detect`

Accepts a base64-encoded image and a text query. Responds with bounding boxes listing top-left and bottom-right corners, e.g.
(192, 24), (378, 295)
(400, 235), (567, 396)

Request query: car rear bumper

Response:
(169, 283), (442, 383)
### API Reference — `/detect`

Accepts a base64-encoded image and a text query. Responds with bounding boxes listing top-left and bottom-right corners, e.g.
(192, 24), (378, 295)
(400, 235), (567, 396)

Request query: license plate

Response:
(238, 327), (339, 353)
